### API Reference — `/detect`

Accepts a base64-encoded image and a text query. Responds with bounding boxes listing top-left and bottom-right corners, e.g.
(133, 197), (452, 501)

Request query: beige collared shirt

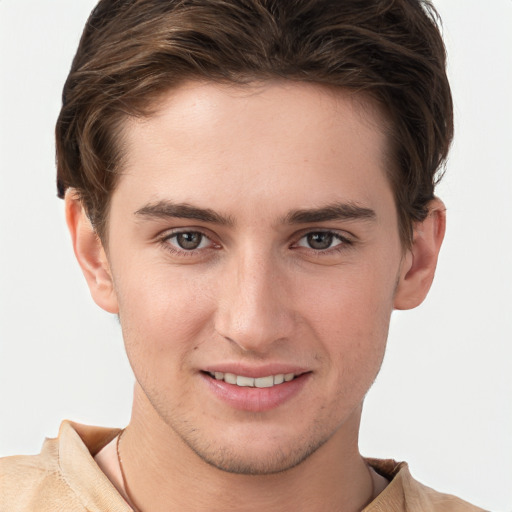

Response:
(0, 421), (485, 511)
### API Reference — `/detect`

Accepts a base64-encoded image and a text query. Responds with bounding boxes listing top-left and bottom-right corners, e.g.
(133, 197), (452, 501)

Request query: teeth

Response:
(236, 375), (254, 387)
(209, 372), (296, 387)
(224, 373), (237, 384)
(274, 374), (284, 385)
(254, 376), (274, 388)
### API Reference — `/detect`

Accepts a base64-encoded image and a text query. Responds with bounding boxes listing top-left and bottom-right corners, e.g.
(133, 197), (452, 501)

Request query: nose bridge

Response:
(215, 244), (292, 352)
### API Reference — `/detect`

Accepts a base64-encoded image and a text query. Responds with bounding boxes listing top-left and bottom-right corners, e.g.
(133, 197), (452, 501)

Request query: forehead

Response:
(113, 80), (394, 221)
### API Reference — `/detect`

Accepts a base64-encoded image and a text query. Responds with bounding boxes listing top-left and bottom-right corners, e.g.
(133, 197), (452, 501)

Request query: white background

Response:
(0, 1), (510, 510)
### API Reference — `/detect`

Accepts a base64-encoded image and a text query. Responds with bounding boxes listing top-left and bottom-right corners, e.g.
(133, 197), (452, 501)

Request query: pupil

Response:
(307, 232), (333, 250)
(177, 232), (202, 250)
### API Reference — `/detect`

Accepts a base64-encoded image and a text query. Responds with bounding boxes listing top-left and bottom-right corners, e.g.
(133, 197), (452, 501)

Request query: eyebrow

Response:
(283, 202), (377, 224)
(134, 200), (376, 226)
(134, 201), (234, 226)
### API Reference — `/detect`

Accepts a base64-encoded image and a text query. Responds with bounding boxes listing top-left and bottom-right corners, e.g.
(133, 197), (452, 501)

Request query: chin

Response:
(190, 444), (318, 476)
(177, 424), (333, 476)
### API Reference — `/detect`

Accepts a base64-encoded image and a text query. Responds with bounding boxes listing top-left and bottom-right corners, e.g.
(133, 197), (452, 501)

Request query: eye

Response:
(166, 231), (212, 251)
(296, 231), (344, 250)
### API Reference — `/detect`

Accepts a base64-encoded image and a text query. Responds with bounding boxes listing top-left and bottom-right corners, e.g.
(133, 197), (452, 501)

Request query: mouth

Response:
(205, 371), (298, 388)
(201, 369), (311, 412)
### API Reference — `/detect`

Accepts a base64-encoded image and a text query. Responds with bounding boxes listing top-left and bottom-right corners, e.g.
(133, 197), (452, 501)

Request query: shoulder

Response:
(0, 436), (85, 511)
(0, 421), (126, 512)
(365, 459), (487, 512)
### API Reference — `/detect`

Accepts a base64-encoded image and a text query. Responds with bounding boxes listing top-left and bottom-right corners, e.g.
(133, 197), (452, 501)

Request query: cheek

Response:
(301, 260), (397, 370)
(112, 262), (215, 367)
(307, 260), (396, 328)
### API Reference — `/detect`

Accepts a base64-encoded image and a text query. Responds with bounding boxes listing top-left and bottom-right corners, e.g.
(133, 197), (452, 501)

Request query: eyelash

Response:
(159, 229), (218, 257)
(158, 229), (354, 257)
(292, 230), (353, 254)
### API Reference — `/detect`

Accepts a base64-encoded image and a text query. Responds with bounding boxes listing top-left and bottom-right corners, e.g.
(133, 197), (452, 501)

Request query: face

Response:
(103, 81), (407, 474)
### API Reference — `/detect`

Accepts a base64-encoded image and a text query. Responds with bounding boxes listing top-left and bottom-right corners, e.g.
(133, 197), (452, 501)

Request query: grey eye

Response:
(173, 232), (206, 250)
(297, 232), (343, 250)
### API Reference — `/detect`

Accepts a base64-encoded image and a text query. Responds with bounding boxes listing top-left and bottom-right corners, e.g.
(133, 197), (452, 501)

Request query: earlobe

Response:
(65, 190), (119, 314)
(394, 198), (446, 310)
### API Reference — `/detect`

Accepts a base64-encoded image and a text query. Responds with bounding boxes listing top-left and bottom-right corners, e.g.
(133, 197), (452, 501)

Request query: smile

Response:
(207, 371), (296, 388)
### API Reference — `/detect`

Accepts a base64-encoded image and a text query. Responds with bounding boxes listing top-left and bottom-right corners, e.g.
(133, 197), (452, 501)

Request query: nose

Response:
(214, 248), (295, 354)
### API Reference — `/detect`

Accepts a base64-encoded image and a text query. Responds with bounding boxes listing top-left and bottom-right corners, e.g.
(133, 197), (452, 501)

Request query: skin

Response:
(68, 81), (445, 511)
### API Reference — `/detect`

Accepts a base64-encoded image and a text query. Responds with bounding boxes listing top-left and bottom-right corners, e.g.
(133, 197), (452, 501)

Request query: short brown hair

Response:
(56, 0), (453, 246)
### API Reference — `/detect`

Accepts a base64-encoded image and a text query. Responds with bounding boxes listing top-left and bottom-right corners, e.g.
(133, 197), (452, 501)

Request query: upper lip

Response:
(202, 363), (310, 378)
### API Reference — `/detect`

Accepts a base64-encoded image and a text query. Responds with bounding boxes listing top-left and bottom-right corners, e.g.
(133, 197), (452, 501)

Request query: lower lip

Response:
(201, 373), (310, 412)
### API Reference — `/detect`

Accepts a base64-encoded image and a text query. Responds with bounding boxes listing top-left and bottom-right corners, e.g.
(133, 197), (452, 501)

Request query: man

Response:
(0, 0), (486, 510)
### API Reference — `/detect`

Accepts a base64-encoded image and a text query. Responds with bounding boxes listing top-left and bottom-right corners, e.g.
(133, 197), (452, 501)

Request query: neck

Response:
(114, 386), (380, 512)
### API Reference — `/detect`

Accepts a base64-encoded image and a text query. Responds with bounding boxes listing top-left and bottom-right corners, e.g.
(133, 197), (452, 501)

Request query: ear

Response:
(394, 198), (446, 310)
(65, 190), (119, 314)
